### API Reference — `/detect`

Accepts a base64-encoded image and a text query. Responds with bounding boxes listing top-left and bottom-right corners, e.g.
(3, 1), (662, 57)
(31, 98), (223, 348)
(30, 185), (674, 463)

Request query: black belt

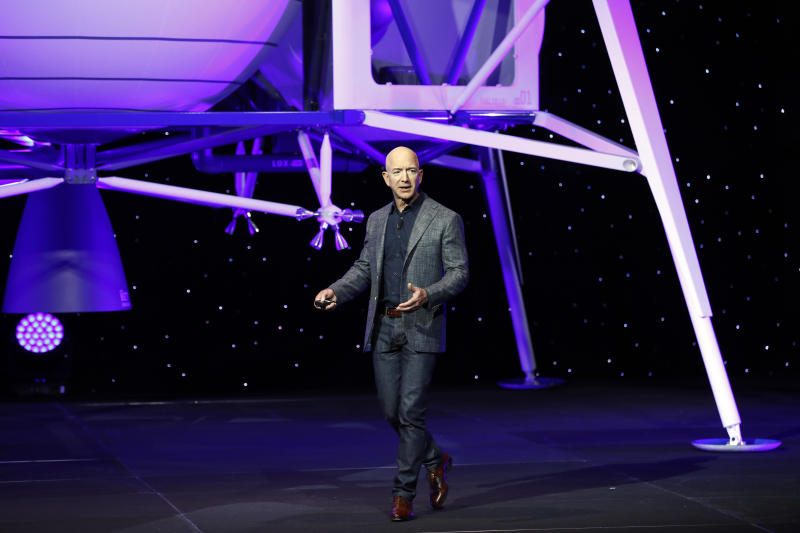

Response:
(381, 307), (403, 318)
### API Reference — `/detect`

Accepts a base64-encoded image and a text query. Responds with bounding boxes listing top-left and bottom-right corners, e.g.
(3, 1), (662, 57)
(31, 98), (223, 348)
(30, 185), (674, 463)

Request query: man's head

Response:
(383, 146), (422, 208)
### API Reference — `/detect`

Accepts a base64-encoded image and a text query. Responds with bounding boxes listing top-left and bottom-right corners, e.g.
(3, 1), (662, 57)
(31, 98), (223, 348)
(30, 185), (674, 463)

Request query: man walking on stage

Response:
(314, 146), (469, 521)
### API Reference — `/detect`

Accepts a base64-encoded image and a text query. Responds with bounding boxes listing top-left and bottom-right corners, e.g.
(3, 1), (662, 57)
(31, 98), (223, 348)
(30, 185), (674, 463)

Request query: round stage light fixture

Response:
(16, 313), (64, 354)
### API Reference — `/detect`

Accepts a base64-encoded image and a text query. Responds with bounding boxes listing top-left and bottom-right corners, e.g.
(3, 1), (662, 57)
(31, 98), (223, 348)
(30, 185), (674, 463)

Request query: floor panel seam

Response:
(416, 522), (749, 532)
(54, 403), (206, 533)
(628, 477), (775, 533)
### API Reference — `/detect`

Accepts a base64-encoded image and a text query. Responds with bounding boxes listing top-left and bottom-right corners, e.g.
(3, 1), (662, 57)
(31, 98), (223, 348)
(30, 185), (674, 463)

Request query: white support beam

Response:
(533, 112), (639, 159)
(428, 155), (482, 173)
(593, 1), (711, 317)
(593, 0), (740, 439)
(0, 177), (63, 199)
(96, 177), (306, 218)
(297, 131), (324, 206)
(450, 0), (551, 114)
(319, 132), (332, 207)
(363, 111), (640, 172)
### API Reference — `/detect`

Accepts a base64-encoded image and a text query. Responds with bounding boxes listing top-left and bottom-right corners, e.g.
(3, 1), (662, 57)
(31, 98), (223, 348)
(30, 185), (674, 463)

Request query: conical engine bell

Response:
(3, 183), (131, 313)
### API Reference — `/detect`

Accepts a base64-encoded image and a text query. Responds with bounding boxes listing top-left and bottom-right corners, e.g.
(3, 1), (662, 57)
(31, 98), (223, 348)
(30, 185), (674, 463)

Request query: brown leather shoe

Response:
(428, 452), (452, 509)
(391, 496), (414, 521)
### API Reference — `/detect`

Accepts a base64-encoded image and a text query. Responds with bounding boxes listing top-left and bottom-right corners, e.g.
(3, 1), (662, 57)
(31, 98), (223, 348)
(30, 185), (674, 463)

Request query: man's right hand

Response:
(313, 288), (337, 311)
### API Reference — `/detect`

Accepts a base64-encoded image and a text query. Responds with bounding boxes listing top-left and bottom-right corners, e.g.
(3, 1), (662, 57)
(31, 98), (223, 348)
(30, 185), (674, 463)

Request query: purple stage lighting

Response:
(16, 313), (64, 354)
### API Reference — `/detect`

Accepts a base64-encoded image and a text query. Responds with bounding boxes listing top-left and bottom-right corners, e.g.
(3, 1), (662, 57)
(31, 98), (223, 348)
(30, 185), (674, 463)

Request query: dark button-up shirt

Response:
(382, 193), (425, 307)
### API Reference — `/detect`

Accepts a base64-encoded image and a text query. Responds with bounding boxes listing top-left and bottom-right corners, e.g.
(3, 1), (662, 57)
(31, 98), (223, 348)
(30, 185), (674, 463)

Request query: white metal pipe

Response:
(688, 313), (742, 435)
(480, 148), (537, 379)
(428, 155), (482, 173)
(0, 177), (63, 199)
(320, 132), (332, 207)
(497, 149), (525, 285)
(593, 0), (711, 317)
(449, 0), (551, 114)
(533, 112), (639, 159)
(363, 111), (639, 172)
(96, 177), (304, 217)
(297, 131), (324, 206)
(593, 0), (739, 430)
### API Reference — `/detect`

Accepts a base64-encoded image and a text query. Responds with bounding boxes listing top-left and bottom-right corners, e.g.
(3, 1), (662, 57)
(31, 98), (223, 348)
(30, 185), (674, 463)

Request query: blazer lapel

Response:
(373, 203), (392, 275)
(404, 196), (439, 266)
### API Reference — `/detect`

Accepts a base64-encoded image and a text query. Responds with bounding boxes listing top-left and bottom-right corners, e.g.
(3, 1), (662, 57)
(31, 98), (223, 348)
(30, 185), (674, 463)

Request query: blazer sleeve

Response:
(328, 219), (373, 304)
(424, 212), (469, 308)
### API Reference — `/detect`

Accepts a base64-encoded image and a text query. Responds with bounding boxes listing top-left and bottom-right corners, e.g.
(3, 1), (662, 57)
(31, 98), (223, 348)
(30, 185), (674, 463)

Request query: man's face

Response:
(383, 148), (422, 205)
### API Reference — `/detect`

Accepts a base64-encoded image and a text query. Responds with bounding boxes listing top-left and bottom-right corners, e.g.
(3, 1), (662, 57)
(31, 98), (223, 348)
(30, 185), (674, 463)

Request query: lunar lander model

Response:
(0, 0), (778, 450)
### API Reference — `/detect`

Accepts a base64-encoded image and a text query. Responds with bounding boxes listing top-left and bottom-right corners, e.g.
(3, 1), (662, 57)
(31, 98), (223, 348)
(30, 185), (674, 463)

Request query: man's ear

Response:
(417, 169), (423, 187)
(382, 171), (391, 187)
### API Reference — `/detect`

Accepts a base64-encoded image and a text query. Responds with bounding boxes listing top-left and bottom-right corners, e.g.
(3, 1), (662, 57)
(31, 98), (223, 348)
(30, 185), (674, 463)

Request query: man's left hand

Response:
(396, 283), (428, 312)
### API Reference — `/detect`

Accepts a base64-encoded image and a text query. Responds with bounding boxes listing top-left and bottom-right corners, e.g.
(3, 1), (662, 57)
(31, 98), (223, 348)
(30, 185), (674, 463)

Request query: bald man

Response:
(315, 146), (469, 521)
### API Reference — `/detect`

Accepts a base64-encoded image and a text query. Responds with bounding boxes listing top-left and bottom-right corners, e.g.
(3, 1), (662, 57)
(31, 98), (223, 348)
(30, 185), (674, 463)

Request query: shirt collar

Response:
(391, 192), (425, 214)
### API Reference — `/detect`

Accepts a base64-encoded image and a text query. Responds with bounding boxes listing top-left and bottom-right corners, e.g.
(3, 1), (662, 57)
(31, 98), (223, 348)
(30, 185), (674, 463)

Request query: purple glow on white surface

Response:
(319, 132), (332, 207)
(297, 131), (323, 206)
(0, 130), (39, 147)
(449, 0), (551, 114)
(16, 313), (64, 354)
(0, 177), (64, 199)
(0, 0), (290, 111)
(362, 111), (639, 172)
(332, 0), (544, 111)
(97, 177), (305, 217)
(333, 225), (349, 250)
(310, 223), (328, 250)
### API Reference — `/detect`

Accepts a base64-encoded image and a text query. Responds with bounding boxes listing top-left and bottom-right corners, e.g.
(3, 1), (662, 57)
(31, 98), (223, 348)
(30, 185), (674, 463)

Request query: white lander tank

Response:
(0, 0), (290, 111)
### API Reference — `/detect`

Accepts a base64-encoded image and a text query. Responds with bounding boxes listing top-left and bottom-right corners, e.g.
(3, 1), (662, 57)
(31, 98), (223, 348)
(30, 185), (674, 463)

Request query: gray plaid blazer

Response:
(330, 193), (469, 352)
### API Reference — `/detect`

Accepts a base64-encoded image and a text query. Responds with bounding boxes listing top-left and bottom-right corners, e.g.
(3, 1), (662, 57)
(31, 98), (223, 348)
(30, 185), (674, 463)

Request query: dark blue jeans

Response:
(372, 314), (444, 501)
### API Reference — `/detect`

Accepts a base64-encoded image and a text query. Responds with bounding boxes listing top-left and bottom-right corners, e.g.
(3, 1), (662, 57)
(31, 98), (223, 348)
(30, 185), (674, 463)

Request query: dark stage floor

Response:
(1, 378), (798, 533)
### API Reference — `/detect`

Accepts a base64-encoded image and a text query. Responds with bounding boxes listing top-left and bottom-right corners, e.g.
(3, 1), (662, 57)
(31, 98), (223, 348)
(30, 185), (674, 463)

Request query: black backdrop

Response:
(1, 1), (796, 397)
